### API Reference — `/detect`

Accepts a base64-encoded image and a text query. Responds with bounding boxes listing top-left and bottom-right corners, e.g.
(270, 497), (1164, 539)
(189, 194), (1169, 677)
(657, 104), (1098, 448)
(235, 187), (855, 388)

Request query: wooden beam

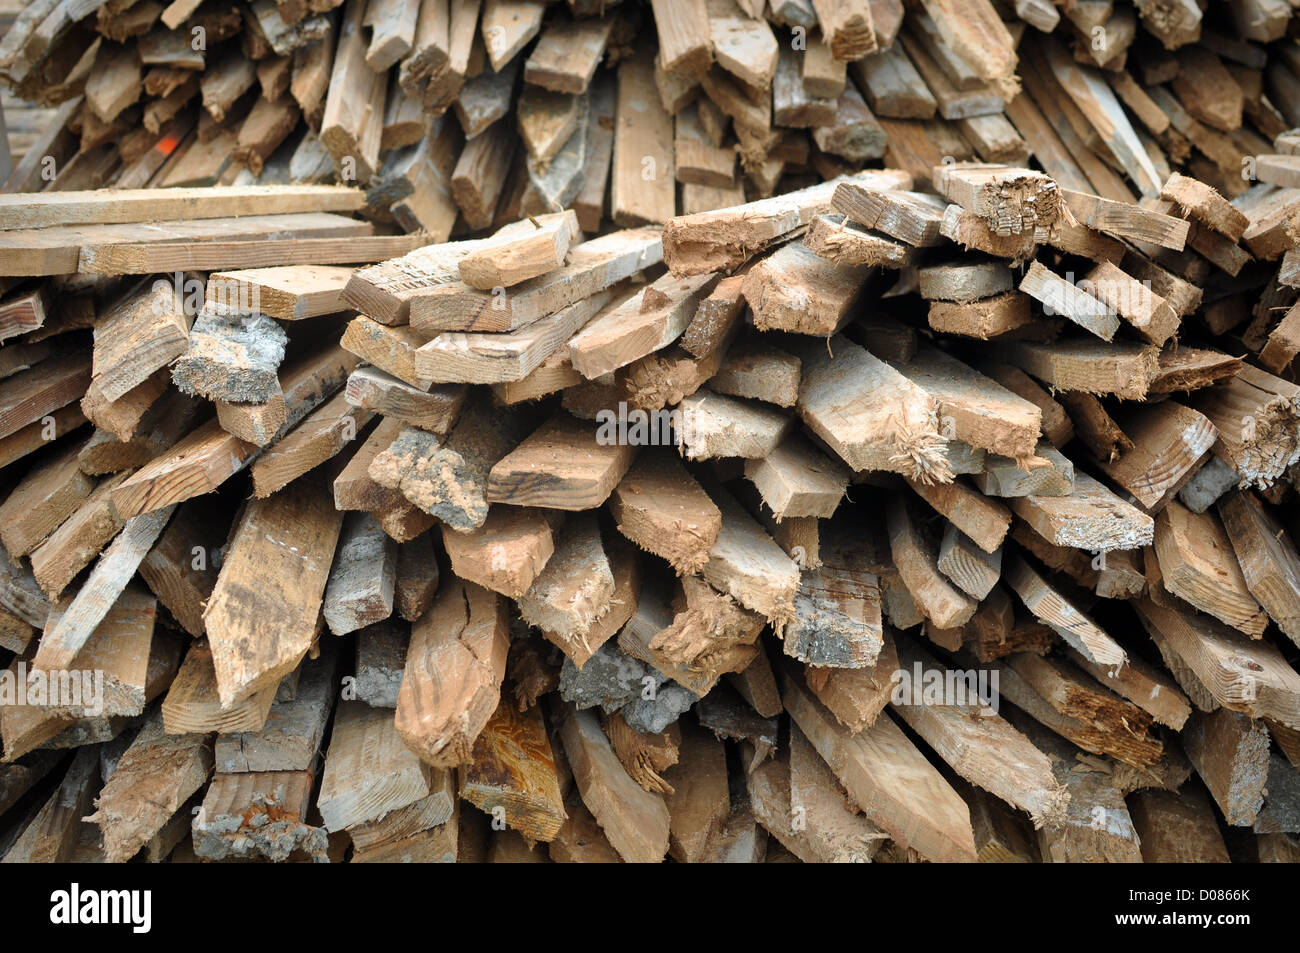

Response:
(204, 475), (341, 707)
(395, 577), (509, 767)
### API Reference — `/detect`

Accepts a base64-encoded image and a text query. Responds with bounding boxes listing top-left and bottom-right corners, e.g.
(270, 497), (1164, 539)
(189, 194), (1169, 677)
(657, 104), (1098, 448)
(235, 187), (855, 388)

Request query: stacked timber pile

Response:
(2, 0), (1300, 865)
(5, 0), (1300, 226)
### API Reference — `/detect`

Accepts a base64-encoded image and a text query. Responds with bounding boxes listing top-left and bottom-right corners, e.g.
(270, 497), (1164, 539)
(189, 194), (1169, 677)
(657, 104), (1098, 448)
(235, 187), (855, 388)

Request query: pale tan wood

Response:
(891, 344), (1043, 463)
(790, 334), (949, 481)
(994, 652), (1164, 768)
(1188, 364), (1300, 489)
(408, 226), (662, 333)
(1004, 553), (1126, 667)
(206, 264), (353, 321)
(0, 352), (91, 442)
(694, 484), (798, 631)
(342, 235), (489, 325)
(1093, 400), (1216, 511)
(346, 369), (465, 438)
(611, 53), (675, 227)
(1182, 707), (1270, 826)
(662, 168), (912, 275)
(1063, 643), (1191, 732)
(346, 773), (455, 854)
(1218, 490), (1300, 649)
(936, 522), (1002, 600)
(487, 413), (636, 511)
(480, 0), (543, 70)
(658, 720), (728, 862)
(250, 392), (373, 498)
(675, 103), (736, 187)
(707, 0), (776, 90)
(679, 389), (792, 461)
(784, 670), (976, 862)
(998, 338), (1158, 401)
(649, 0), (712, 78)
(322, 512), (396, 635)
(609, 452), (721, 575)
(28, 472), (128, 601)
(395, 578), (509, 766)
(742, 241), (870, 335)
(908, 477), (1011, 555)
(517, 84), (582, 165)
(1153, 502), (1268, 638)
(892, 640), (1067, 826)
(886, 498), (977, 629)
(523, 13), (613, 94)
(341, 317), (433, 389)
(161, 639), (278, 735)
(31, 504), (173, 674)
(743, 435), (847, 521)
(204, 475), (342, 708)
(1059, 187), (1189, 251)
(80, 231), (424, 276)
(559, 705), (670, 863)
(0, 437), (94, 559)
(442, 506), (555, 600)
(568, 273), (713, 379)
(1135, 596), (1300, 729)
(1018, 260), (1119, 341)
(458, 210), (579, 290)
(316, 700), (431, 832)
(318, 0), (385, 183)
(518, 513), (611, 642)
(84, 709), (212, 863)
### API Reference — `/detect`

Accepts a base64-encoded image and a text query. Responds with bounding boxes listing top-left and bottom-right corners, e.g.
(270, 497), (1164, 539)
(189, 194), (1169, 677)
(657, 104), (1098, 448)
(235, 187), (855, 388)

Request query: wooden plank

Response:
(662, 168), (911, 275)
(161, 639), (278, 735)
(1004, 553), (1127, 667)
(206, 264), (353, 321)
(441, 506), (555, 600)
(486, 413), (636, 510)
(611, 53), (675, 227)
(415, 287), (616, 385)
(790, 334), (948, 480)
(570, 272), (714, 378)
(408, 226), (662, 333)
(559, 705), (670, 863)
(650, 0), (712, 78)
(31, 505), (173, 674)
(250, 392), (373, 498)
(784, 670), (976, 862)
(1153, 502), (1268, 637)
(204, 475), (342, 707)
(319, 0), (386, 183)
(395, 577), (509, 767)
(1135, 597), (1300, 728)
(84, 710), (212, 863)
(524, 12), (612, 94)
(317, 701), (431, 834)
(460, 699), (567, 841)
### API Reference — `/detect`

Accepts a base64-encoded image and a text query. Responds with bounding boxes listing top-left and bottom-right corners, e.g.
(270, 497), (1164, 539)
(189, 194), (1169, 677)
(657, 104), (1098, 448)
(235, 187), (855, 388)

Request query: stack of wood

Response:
(6, 0), (1300, 231)
(2, 0), (1300, 866)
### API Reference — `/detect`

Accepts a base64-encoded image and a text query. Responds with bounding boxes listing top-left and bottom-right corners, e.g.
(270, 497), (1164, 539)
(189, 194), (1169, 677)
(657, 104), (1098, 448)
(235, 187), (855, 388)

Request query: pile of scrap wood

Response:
(6, 0), (1300, 230)
(2, 0), (1300, 866)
